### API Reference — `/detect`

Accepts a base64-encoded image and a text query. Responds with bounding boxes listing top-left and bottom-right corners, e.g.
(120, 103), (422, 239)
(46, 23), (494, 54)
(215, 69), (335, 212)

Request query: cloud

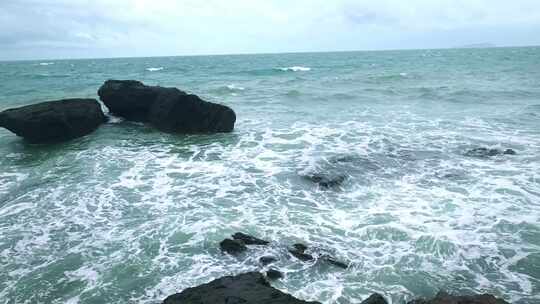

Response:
(0, 0), (539, 60)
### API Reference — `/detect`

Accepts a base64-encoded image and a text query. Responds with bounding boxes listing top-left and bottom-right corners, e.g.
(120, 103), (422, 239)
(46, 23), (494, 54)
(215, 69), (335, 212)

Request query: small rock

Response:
(219, 239), (247, 255)
(464, 147), (516, 158)
(259, 256), (278, 266)
(266, 269), (283, 280)
(504, 149), (517, 155)
(293, 243), (308, 252)
(304, 173), (346, 188)
(361, 293), (388, 304)
(232, 232), (269, 245)
(324, 257), (348, 269)
(289, 243), (314, 262)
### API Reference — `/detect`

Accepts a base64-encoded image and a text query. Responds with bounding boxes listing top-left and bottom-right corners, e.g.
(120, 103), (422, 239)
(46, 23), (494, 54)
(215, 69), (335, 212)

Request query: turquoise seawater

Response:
(0, 47), (539, 304)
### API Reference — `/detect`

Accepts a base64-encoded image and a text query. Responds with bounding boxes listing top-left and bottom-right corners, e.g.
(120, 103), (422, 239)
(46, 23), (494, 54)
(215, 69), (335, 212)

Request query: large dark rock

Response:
(407, 291), (510, 304)
(162, 272), (320, 304)
(361, 293), (388, 304)
(98, 80), (236, 133)
(232, 232), (269, 245)
(219, 239), (247, 255)
(0, 99), (106, 143)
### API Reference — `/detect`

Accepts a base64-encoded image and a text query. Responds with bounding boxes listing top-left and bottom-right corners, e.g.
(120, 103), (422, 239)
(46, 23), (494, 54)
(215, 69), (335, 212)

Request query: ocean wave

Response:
(278, 66), (311, 72)
(210, 84), (246, 96)
(146, 67), (164, 72)
(37, 62), (54, 66)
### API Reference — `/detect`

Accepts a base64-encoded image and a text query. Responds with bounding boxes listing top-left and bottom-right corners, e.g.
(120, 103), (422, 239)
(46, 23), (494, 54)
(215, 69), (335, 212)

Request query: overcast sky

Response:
(1, 0), (540, 60)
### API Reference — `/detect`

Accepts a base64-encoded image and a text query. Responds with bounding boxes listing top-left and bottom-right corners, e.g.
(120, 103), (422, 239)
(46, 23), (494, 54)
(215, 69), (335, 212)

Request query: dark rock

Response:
(97, 80), (167, 121)
(219, 239), (247, 255)
(503, 149), (517, 155)
(0, 99), (106, 143)
(323, 256), (349, 269)
(293, 243), (308, 252)
(361, 293), (388, 304)
(98, 80), (236, 133)
(303, 173), (346, 188)
(407, 291), (510, 304)
(259, 256), (278, 266)
(289, 243), (314, 262)
(162, 272), (320, 304)
(266, 269), (283, 280)
(232, 232), (269, 245)
(464, 147), (516, 158)
(150, 90), (236, 133)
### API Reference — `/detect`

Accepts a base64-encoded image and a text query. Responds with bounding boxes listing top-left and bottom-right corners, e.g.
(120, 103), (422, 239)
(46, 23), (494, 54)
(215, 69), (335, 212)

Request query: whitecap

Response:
(226, 84), (245, 91)
(279, 66), (311, 72)
(38, 62), (54, 66)
(146, 67), (164, 72)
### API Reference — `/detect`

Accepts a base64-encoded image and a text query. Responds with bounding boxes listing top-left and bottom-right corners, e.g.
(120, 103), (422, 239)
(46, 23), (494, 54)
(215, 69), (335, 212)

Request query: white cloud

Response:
(0, 0), (539, 60)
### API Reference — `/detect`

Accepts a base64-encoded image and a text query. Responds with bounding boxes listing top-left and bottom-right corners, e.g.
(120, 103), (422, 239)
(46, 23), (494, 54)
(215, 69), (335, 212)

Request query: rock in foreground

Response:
(162, 272), (320, 304)
(98, 80), (236, 133)
(0, 99), (106, 143)
(408, 291), (510, 304)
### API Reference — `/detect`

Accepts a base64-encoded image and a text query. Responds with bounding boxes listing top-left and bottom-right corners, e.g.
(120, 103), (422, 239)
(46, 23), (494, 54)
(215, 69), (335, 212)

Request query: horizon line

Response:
(1, 44), (539, 63)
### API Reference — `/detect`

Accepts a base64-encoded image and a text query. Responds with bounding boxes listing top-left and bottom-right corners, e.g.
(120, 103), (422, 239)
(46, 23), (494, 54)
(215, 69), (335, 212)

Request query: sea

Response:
(0, 47), (539, 304)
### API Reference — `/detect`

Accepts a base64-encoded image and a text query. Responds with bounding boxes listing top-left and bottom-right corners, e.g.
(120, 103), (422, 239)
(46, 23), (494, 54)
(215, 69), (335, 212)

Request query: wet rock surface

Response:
(219, 238), (247, 255)
(162, 274), (510, 304)
(360, 293), (388, 304)
(162, 272), (320, 304)
(259, 256), (278, 266)
(232, 232), (270, 245)
(98, 79), (236, 133)
(265, 269), (283, 280)
(464, 147), (516, 158)
(289, 243), (314, 261)
(0, 99), (106, 143)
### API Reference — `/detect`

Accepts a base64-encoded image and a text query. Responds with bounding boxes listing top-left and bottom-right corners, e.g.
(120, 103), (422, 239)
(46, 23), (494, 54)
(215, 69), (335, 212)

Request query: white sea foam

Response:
(0, 106), (539, 303)
(226, 84), (245, 91)
(38, 62), (54, 66)
(146, 67), (164, 72)
(279, 66), (311, 72)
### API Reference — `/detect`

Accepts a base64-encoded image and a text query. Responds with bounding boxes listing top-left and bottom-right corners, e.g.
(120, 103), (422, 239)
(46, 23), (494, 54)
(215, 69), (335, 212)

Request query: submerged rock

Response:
(98, 80), (236, 133)
(464, 147), (516, 158)
(289, 243), (314, 261)
(232, 232), (269, 245)
(407, 291), (510, 304)
(219, 238), (247, 255)
(259, 256), (278, 266)
(0, 99), (106, 143)
(303, 173), (347, 188)
(266, 269), (283, 280)
(322, 256), (349, 269)
(361, 293), (388, 304)
(162, 272), (320, 304)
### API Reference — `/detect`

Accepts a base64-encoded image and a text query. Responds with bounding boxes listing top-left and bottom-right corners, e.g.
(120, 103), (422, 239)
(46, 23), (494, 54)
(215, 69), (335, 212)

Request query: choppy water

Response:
(1, 47), (540, 304)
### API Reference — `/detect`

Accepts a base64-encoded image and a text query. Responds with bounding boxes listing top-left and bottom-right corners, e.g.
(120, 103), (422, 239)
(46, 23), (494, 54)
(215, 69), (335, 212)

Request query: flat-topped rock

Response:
(162, 272), (320, 304)
(0, 98), (106, 143)
(98, 80), (236, 133)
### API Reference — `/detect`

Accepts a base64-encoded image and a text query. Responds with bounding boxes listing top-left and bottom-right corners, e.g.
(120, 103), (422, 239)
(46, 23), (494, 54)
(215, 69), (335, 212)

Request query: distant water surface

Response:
(0, 47), (539, 304)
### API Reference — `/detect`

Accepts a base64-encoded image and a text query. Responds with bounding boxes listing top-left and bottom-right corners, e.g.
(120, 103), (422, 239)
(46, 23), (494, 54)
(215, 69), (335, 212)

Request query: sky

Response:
(1, 0), (540, 60)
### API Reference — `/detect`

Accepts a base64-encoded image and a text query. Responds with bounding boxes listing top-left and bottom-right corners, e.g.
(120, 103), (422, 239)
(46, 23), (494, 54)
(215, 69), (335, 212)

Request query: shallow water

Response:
(0, 47), (540, 304)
